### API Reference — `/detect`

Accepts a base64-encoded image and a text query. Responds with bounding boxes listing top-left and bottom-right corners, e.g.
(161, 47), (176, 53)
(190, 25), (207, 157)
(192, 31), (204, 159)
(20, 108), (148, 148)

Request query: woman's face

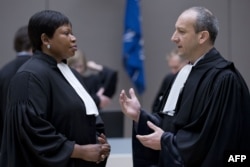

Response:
(47, 24), (77, 62)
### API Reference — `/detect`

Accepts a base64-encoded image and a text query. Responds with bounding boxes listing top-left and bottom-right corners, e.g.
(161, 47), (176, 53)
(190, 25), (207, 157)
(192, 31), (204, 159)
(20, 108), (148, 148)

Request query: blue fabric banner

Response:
(122, 0), (146, 95)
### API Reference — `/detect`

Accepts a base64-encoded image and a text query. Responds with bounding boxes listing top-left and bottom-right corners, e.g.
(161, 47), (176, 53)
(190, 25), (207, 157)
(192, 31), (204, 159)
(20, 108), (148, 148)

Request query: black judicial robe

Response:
(133, 48), (250, 167)
(0, 51), (108, 167)
(0, 54), (31, 150)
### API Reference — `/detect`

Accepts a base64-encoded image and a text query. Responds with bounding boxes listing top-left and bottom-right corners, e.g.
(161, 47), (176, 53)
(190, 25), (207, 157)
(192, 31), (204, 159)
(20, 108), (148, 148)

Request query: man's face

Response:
(171, 10), (200, 62)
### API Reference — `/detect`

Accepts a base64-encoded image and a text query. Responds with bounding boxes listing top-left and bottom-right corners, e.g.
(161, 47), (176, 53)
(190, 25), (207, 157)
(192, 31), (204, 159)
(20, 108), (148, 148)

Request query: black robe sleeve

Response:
(132, 110), (161, 166)
(0, 72), (75, 167)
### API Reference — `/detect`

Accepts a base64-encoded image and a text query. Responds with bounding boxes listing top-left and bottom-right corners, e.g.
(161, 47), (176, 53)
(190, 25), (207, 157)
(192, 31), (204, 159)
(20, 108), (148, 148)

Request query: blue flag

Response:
(122, 0), (146, 95)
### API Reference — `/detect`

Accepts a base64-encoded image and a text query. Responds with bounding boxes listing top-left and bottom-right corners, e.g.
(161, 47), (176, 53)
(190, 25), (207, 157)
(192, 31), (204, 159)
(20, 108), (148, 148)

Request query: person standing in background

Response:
(119, 6), (250, 167)
(152, 49), (188, 113)
(0, 10), (110, 167)
(0, 25), (32, 150)
(166, 48), (188, 74)
(68, 49), (118, 110)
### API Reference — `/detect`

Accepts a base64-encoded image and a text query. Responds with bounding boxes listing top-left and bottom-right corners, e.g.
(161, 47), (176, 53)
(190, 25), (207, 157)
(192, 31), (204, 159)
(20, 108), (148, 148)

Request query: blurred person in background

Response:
(68, 49), (118, 110)
(152, 48), (188, 113)
(0, 25), (32, 150)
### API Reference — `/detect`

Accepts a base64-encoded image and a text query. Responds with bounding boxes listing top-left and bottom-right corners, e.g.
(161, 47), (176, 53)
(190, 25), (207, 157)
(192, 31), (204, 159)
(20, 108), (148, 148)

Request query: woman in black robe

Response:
(0, 10), (110, 167)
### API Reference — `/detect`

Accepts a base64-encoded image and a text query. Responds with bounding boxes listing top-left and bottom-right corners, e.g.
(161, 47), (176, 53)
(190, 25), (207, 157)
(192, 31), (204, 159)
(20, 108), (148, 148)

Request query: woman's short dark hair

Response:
(28, 10), (71, 51)
(14, 25), (31, 52)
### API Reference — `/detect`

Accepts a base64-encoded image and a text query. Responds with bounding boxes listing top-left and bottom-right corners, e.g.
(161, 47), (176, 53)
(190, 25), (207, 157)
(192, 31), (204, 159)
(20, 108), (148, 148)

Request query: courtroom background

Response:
(1, 0), (249, 137)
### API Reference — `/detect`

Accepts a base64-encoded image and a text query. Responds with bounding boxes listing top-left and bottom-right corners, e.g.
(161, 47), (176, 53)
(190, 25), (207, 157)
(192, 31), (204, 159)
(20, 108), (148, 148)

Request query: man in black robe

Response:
(119, 6), (250, 167)
(0, 25), (32, 150)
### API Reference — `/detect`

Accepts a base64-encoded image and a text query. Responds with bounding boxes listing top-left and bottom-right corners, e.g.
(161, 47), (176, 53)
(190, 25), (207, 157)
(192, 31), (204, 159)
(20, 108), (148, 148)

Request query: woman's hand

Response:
(71, 134), (111, 163)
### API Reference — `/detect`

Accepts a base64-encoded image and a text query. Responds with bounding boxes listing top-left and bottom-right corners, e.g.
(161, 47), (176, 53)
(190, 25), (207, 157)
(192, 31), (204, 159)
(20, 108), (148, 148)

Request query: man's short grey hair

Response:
(186, 6), (219, 44)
